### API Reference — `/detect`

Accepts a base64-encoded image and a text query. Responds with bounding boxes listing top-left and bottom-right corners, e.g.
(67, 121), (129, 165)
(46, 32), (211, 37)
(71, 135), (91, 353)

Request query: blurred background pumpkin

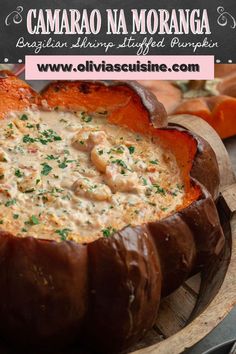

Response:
(139, 64), (236, 139)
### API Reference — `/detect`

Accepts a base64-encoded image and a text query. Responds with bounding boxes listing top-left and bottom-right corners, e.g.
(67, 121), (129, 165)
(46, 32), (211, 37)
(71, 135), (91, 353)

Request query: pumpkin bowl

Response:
(0, 72), (234, 354)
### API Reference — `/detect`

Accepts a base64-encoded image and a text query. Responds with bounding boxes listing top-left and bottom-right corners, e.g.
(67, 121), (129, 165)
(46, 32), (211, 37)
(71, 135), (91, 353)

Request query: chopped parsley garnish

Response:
(36, 179), (41, 185)
(102, 226), (116, 238)
(114, 146), (124, 154)
(46, 154), (59, 160)
(40, 129), (62, 142)
(26, 123), (34, 129)
(153, 184), (166, 196)
(112, 159), (129, 170)
(88, 184), (98, 191)
(30, 215), (40, 225)
(0, 175), (4, 180)
(20, 114), (28, 121)
(149, 159), (159, 165)
(0, 220), (3, 224)
(8, 123), (13, 129)
(128, 146), (135, 154)
(23, 129), (62, 145)
(41, 163), (52, 176)
(55, 228), (71, 241)
(58, 161), (67, 169)
(13, 214), (19, 219)
(5, 199), (16, 207)
(22, 134), (36, 144)
(160, 206), (168, 211)
(38, 138), (48, 145)
(142, 178), (148, 186)
(81, 112), (92, 123)
(62, 194), (71, 201)
(21, 228), (27, 232)
(15, 169), (24, 178)
(25, 215), (40, 226)
(50, 187), (64, 197)
(58, 157), (75, 169)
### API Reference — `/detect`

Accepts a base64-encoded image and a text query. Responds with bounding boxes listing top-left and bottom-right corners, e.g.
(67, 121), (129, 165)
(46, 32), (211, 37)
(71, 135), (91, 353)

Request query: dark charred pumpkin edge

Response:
(190, 134), (220, 199)
(0, 70), (17, 79)
(146, 178), (224, 296)
(0, 177), (225, 353)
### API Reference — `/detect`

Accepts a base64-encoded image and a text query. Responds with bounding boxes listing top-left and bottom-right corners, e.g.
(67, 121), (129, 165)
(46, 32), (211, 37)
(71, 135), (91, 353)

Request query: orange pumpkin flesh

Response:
(0, 73), (224, 353)
(0, 71), (37, 119)
(41, 80), (167, 133)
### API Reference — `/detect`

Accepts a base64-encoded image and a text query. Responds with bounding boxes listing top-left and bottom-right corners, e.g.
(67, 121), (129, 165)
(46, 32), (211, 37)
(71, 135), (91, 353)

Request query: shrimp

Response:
(72, 177), (112, 201)
(105, 165), (141, 193)
(90, 145), (110, 173)
(72, 128), (107, 152)
(91, 144), (132, 173)
(13, 119), (28, 134)
(17, 171), (41, 193)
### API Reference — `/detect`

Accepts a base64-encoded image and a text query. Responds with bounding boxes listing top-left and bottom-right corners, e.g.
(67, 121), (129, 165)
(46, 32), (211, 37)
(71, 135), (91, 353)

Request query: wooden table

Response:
(225, 137), (236, 174)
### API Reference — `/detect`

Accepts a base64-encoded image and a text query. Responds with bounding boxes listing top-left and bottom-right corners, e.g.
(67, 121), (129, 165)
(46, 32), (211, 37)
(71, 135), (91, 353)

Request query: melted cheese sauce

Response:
(0, 110), (185, 242)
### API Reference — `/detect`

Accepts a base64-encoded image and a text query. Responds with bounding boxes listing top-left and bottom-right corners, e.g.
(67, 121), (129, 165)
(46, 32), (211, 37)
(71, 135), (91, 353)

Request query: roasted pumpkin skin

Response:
(0, 73), (224, 353)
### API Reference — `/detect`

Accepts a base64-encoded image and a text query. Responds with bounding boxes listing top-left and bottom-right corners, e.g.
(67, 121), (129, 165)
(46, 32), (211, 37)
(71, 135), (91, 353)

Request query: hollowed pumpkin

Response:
(0, 71), (224, 353)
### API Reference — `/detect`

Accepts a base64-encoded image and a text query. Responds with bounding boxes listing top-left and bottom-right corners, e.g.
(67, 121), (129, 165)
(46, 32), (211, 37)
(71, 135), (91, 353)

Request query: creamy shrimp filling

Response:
(0, 110), (185, 242)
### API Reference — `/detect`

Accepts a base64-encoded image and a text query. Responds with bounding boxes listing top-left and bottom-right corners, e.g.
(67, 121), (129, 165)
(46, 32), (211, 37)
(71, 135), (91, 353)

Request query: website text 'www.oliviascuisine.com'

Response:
(25, 55), (214, 80)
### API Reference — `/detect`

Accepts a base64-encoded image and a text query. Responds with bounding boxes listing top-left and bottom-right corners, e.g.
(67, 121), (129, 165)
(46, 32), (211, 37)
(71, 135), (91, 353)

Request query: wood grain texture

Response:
(155, 286), (198, 337)
(169, 115), (236, 188)
(129, 115), (236, 354)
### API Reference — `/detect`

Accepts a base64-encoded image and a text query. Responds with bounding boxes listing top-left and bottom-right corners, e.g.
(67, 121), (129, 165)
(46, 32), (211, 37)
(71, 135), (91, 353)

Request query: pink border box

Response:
(26, 55), (214, 80)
